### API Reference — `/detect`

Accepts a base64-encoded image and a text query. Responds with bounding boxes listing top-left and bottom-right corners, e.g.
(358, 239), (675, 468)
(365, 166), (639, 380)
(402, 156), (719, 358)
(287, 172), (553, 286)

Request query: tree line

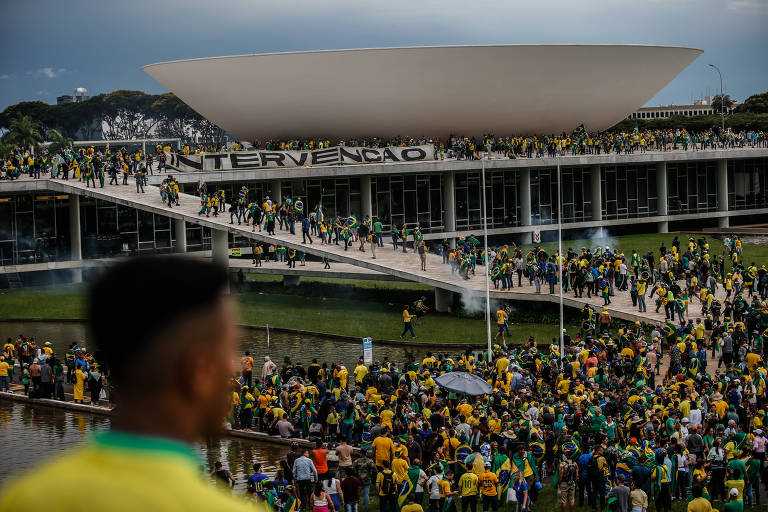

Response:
(0, 90), (226, 143)
(609, 92), (768, 133)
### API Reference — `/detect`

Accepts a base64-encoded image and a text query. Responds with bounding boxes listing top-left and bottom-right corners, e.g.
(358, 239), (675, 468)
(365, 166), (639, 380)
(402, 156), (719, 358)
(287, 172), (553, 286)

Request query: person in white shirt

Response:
(688, 403), (702, 426)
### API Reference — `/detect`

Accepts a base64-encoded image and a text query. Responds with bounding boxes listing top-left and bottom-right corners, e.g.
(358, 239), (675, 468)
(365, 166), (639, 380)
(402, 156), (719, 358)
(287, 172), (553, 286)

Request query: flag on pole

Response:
(571, 123), (586, 140)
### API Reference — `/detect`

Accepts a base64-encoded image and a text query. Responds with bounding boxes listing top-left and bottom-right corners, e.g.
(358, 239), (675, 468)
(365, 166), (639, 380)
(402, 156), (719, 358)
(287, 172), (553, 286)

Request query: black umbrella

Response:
(435, 371), (493, 396)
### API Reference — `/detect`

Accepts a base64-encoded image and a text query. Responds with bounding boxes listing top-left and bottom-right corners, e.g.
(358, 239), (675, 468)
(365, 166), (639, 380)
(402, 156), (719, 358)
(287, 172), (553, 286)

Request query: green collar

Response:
(92, 430), (200, 467)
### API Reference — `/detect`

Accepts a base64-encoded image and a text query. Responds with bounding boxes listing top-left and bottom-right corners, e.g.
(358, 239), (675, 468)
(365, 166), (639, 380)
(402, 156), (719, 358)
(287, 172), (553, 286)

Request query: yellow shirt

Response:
(401, 505), (424, 512)
(496, 310), (507, 325)
(438, 479), (452, 498)
(73, 369), (87, 400)
(403, 310), (414, 323)
(354, 364), (369, 383)
(0, 361), (9, 377)
(478, 472), (498, 496)
(458, 472), (479, 497)
(687, 497), (712, 512)
(380, 409), (394, 429)
(392, 457), (409, 482)
(0, 432), (266, 512)
(372, 436), (394, 466)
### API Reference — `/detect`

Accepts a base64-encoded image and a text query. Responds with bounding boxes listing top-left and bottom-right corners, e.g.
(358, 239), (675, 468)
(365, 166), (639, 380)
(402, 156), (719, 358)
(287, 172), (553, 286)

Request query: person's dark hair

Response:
(692, 485), (703, 498)
(88, 257), (227, 384)
(313, 481), (323, 496)
(253, 463), (262, 472)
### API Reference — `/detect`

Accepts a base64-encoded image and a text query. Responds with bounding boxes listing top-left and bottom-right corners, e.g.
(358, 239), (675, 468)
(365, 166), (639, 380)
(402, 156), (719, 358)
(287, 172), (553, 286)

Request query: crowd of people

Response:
(172, 127), (767, 162)
(2, 244), (768, 512)
(216, 281), (768, 512)
(4, 127), (764, 180)
(0, 143), (170, 181)
(0, 337), (105, 404)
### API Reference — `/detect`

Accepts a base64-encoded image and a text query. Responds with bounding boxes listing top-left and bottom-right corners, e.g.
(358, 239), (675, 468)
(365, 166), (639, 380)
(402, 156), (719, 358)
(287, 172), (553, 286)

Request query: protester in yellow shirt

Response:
(372, 430), (395, 468)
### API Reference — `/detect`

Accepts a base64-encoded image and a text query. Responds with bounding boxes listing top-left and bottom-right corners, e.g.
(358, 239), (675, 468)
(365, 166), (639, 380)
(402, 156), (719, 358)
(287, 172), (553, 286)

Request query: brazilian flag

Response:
(316, 203), (324, 223)
(632, 125), (639, 137)
(361, 430), (373, 450)
(396, 478), (414, 511)
(295, 200), (304, 213)
(347, 215), (359, 228)
(571, 123), (586, 140)
(495, 456), (512, 500)
(529, 439), (546, 463)
(456, 443), (472, 463)
(284, 495), (300, 512)
(615, 460), (632, 484)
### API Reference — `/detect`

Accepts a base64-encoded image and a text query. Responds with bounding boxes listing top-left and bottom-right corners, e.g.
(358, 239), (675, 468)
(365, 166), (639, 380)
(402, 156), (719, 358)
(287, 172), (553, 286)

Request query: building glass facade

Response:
(455, 170), (518, 231)
(729, 158), (768, 210)
(666, 161), (718, 214)
(372, 174), (442, 232)
(601, 164), (657, 220)
(0, 194), (72, 265)
(531, 167), (593, 225)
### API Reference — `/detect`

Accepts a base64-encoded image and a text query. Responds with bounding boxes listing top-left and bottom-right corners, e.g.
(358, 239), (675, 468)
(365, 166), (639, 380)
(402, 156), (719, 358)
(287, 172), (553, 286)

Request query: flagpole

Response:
(557, 155), (565, 365)
(482, 155), (492, 363)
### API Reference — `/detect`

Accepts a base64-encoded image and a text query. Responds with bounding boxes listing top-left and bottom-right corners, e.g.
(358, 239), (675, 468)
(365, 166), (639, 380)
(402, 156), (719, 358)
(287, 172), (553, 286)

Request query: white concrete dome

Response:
(143, 45), (702, 141)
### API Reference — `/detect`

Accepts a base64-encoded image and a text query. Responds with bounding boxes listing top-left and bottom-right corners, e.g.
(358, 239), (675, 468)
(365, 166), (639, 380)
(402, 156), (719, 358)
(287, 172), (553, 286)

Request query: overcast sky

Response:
(1, 0), (766, 111)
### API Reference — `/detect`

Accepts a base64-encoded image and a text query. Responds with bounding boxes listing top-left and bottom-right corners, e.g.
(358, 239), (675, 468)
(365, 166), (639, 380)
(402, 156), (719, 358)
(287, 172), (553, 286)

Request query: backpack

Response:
(380, 470), (396, 496)
(587, 456), (600, 480)
(563, 462), (577, 484)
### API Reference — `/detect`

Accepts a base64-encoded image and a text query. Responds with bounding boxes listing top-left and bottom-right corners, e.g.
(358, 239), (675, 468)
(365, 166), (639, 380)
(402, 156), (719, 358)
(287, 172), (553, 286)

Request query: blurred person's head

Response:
(89, 256), (234, 440)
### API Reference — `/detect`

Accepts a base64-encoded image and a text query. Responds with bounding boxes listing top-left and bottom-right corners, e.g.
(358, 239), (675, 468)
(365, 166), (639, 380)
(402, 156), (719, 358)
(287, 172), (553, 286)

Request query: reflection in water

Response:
(0, 321), (456, 370)
(0, 401), (289, 489)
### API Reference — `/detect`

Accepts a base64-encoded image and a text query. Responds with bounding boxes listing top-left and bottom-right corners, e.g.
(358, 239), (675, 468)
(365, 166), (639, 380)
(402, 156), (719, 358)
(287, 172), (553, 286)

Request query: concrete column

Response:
(656, 161), (668, 233)
(717, 159), (729, 228)
(590, 164), (603, 238)
(361, 175), (373, 219)
(442, 171), (456, 233)
(271, 179), (282, 203)
(211, 229), (229, 266)
(283, 275), (301, 287)
(69, 195), (82, 261)
(69, 195), (82, 283)
(434, 288), (454, 313)
(174, 218), (187, 254)
(519, 168), (532, 243)
(591, 164), (603, 222)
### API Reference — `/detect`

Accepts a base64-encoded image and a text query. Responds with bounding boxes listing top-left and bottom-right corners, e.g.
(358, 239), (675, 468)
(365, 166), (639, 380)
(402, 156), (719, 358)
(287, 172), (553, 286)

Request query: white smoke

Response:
(459, 286), (485, 315)
(578, 228), (621, 253)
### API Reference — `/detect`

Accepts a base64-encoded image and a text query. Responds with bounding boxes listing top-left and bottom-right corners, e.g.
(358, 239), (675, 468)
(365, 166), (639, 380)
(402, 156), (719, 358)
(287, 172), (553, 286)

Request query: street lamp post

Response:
(708, 64), (725, 133)
(557, 155), (564, 363)
(481, 155), (492, 362)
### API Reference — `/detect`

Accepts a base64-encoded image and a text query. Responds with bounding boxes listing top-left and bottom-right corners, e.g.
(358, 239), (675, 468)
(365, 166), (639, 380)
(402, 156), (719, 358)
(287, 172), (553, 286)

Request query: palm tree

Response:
(0, 138), (13, 160)
(46, 129), (73, 154)
(7, 115), (43, 153)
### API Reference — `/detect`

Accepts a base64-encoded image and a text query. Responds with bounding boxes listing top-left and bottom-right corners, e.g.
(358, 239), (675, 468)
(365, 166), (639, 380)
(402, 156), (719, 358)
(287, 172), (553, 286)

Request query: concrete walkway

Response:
(4, 177), (743, 327)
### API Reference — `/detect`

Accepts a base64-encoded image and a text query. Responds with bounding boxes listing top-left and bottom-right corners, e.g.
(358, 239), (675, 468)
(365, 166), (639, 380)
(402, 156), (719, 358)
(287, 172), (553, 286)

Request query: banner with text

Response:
(168, 144), (435, 172)
(362, 337), (373, 365)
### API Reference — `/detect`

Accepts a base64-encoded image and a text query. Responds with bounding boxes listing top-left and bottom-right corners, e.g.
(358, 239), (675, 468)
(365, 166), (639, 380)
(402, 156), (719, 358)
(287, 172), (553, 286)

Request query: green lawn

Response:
(0, 283), (571, 345)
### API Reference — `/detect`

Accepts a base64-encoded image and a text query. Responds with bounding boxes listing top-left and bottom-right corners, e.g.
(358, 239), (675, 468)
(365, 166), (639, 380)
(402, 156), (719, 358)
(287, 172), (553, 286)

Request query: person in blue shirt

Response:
(247, 463), (270, 496)
(577, 452), (592, 508)
(513, 472), (529, 512)
(273, 469), (291, 502)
